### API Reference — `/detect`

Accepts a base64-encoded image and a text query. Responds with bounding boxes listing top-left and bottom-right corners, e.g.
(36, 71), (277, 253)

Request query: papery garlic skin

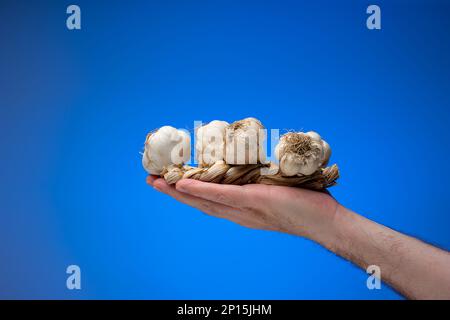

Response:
(320, 140), (331, 167)
(275, 131), (331, 176)
(142, 126), (191, 175)
(305, 131), (331, 167)
(195, 120), (229, 167)
(225, 117), (266, 165)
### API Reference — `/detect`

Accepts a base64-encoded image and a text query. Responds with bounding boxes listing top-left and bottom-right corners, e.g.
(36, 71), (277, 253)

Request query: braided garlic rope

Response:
(161, 162), (339, 191)
(143, 119), (340, 190)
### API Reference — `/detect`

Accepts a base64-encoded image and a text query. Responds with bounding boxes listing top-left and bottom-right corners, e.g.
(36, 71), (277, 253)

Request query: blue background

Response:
(1, 0), (449, 299)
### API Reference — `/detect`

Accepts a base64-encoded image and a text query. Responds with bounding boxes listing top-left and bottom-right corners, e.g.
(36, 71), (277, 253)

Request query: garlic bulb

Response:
(224, 117), (266, 165)
(142, 126), (191, 175)
(195, 120), (229, 167)
(275, 131), (331, 176)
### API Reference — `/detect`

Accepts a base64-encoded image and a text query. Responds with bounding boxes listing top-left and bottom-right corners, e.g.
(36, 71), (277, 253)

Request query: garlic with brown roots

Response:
(275, 131), (331, 176)
(195, 120), (229, 167)
(142, 126), (191, 175)
(224, 117), (266, 165)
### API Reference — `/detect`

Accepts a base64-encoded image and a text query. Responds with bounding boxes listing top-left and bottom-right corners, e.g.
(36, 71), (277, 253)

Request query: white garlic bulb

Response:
(225, 117), (266, 165)
(142, 126), (191, 175)
(195, 120), (229, 167)
(275, 131), (331, 176)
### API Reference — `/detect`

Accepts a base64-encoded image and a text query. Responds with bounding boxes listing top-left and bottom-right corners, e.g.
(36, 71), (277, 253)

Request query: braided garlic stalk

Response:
(142, 118), (339, 190)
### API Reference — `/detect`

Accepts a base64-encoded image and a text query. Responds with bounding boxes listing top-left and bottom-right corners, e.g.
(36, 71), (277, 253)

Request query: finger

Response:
(146, 175), (159, 186)
(153, 178), (238, 218)
(175, 179), (252, 207)
(154, 179), (271, 230)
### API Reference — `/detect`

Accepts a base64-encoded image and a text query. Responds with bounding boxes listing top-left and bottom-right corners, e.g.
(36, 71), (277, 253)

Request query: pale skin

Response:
(147, 176), (450, 300)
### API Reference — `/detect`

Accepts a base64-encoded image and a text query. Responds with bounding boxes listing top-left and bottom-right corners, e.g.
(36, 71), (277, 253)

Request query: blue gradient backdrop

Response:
(1, 0), (449, 299)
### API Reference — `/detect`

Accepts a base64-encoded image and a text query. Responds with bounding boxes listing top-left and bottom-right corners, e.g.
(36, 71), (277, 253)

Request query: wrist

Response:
(304, 203), (358, 258)
(310, 203), (346, 252)
(284, 196), (344, 247)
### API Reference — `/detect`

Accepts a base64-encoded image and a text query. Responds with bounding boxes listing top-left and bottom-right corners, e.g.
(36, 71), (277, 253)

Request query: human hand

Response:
(146, 176), (450, 299)
(147, 176), (339, 238)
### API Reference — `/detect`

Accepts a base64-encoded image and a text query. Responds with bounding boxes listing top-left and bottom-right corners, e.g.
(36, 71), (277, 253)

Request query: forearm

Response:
(157, 178), (450, 298)
(301, 204), (450, 299)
